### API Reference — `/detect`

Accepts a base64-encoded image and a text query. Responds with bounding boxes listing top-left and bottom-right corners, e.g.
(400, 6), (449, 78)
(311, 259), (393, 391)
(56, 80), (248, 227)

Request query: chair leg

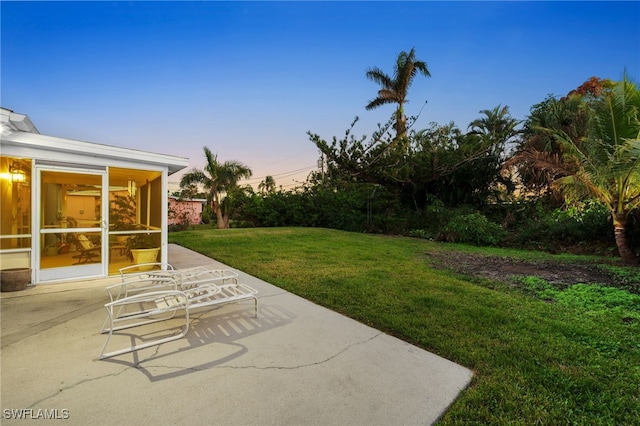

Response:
(99, 304), (190, 359)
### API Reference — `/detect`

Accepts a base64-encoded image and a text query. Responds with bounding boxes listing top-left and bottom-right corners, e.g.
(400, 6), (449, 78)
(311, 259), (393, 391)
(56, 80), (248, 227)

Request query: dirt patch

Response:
(426, 251), (638, 293)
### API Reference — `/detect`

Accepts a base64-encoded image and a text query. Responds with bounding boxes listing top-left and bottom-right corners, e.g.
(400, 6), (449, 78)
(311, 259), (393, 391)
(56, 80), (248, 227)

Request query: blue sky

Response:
(2, 1), (639, 190)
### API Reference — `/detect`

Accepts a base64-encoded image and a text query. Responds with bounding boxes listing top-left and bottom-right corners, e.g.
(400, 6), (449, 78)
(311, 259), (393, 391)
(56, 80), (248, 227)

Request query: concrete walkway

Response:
(1, 244), (473, 425)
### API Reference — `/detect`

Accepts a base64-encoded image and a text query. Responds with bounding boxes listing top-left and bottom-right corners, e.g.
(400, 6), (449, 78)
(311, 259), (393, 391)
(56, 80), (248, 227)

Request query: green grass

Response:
(170, 227), (640, 424)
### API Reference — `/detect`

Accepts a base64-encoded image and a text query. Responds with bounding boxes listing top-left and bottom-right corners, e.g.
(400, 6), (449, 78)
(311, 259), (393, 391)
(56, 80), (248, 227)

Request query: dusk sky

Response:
(2, 1), (638, 190)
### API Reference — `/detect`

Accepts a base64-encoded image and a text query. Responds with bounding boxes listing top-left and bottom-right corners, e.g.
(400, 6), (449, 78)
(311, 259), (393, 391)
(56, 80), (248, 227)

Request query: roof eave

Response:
(1, 131), (189, 174)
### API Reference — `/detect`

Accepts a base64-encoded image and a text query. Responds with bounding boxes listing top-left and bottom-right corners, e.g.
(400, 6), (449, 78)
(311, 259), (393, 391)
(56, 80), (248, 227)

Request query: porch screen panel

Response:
(40, 170), (103, 269)
(0, 156), (32, 269)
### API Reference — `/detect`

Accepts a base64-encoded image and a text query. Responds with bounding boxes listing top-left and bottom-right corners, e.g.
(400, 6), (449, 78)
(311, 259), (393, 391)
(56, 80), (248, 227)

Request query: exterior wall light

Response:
(9, 162), (26, 183)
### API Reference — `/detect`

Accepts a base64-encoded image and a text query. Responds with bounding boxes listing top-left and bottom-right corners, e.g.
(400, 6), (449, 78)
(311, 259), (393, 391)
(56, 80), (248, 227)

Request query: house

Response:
(0, 107), (189, 284)
(168, 195), (207, 226)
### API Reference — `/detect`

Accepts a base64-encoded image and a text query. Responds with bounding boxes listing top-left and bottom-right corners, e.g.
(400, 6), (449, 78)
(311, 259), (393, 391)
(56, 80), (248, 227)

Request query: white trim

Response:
(34, 165), (108, 282)
(161, 172), (169, 266)
(0, 107), (39, 133)
(1, 131), (188, 174)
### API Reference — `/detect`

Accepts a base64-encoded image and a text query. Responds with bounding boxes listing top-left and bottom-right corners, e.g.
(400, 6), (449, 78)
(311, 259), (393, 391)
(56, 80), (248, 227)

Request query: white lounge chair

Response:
(99, 266), (258, 359)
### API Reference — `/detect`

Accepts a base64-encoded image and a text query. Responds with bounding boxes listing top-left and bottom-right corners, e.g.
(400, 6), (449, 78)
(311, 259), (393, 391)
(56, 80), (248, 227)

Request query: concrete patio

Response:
(1, 244), (473, 425)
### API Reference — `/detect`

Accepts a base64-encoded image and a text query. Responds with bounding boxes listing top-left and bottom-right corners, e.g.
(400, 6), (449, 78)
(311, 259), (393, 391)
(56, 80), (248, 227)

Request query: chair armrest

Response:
(105, 289), (187, 309)
(175, 268), (239, 289)
(105, 276), (178, 303)
(100, 290), (190, 359)
(119, 263), (175, 279)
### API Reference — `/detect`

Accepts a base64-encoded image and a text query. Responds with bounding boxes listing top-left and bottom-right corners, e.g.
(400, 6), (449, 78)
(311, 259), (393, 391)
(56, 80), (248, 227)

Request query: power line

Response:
(169, 164), (318, 187)
(242, 165), (317, 184)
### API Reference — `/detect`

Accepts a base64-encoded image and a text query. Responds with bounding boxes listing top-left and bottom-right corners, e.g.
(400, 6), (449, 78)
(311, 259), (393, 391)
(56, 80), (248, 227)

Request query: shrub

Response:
(508, 200), (613, 252)
(439, 212), (507, 246)
(168, 212), (191, 232)
(408, 229), (433, 240)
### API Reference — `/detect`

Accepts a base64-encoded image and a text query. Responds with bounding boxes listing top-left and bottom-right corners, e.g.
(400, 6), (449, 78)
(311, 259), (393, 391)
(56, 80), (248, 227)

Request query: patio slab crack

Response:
(139, 331), (385, 373)
(17, 331), (386, 408)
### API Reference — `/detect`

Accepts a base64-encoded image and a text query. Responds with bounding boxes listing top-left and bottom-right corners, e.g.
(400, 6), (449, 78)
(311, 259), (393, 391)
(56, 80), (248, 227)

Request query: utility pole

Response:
(317, 151), (325, 181)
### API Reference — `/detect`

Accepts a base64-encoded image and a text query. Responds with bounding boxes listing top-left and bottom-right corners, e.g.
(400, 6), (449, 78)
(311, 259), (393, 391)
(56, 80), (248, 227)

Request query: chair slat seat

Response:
(99, 264), (258, 359)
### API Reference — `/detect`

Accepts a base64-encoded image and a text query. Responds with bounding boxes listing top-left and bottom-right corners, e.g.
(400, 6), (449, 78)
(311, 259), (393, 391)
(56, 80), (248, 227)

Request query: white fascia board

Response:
(1, 131), (189, 174)
(0, 108), (39, 134)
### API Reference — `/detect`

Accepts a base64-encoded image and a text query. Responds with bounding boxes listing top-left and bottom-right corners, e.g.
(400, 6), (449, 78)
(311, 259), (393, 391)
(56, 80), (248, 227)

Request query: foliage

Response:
(201, 203), (212, 224)
(109, 194), (138, 231)
(597, 263), (640, 294)
(234, 180), (409, 233)
(224, 70), (638, 261)
(310, 108), (519, 211)
(125, 233), (159, 261)
(512, 74), (640, 264)
(511, 82), (595, 200)
(438, 212), (507, 246)
(125, 233), (157, 250)
(508, 199), (614, 252)
(564, 76), (615, 99)
(258, 175), (276, 194)
(365, 47), (431, 140)
(168, 211), (192, 232)
(179, 147), (252, 229)
(169, 228), (640, 424)
(518, 276), (640, 319)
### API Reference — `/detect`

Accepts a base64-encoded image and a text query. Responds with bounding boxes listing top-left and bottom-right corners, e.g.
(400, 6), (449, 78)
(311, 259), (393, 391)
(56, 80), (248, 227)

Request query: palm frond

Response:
(366, 97), (396, 110)
(203, 147), (219, 178)
(365, 68), (393, 88)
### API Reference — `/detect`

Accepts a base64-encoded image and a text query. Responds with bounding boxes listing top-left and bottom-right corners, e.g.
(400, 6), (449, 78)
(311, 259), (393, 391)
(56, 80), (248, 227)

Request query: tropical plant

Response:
(544, 75), (640, 264)
(109, 193), (138, 231)
(126, 233), (157, 250)
(179, 147), (253, 229)
(365, 48), (431, 141)
(438, 212), (507, 246)
(258, 175), (276, 195)
(511, 78), (614, 200)
(468, 104), (520, 152)
(125, 232), (159, 262)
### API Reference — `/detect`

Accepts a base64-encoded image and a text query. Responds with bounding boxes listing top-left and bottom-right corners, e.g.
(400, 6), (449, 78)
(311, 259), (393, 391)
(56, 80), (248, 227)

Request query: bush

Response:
(408, 229), (433, 240)
(626, 208), (640, 256)
(439, 212), (507, 246)
(510, 200), (613, 252)
(168, 212), (191, 232)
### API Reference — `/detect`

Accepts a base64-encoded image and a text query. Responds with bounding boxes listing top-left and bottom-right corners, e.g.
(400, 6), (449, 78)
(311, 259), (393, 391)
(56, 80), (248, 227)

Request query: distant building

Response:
(168, 196), (207, 226)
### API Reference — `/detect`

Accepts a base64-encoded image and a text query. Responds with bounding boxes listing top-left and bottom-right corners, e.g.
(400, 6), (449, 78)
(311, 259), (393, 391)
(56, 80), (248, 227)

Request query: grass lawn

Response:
(169, 227), (640, 424)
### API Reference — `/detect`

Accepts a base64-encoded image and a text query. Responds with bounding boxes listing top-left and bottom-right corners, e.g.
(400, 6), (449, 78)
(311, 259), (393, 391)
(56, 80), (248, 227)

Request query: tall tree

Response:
(543, 76), (640, 264)
(512, 77), (614, 200)
(258, 175), (276, 194)
(468, 104), (520, 151)
(179, 147), (252, 229)
(365, 48), (431, 141)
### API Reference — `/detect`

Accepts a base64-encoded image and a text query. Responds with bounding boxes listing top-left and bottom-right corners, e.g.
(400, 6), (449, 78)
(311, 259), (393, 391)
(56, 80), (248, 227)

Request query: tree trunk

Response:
(215, 208), (225, 229)
(613, 219), (638, 265)
(394, 104), (406, 141)
(211, 188), (226, 229)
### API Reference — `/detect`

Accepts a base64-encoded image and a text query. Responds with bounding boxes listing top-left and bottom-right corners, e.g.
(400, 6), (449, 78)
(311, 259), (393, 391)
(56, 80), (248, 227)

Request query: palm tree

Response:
(511, 78), (613, 200)
(547, 76), (640, 264)
(258, 175), (276, 195)
(469, 104), (520, 153)
(180, 147), (252, 229)
(365, 48), (431, 141)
